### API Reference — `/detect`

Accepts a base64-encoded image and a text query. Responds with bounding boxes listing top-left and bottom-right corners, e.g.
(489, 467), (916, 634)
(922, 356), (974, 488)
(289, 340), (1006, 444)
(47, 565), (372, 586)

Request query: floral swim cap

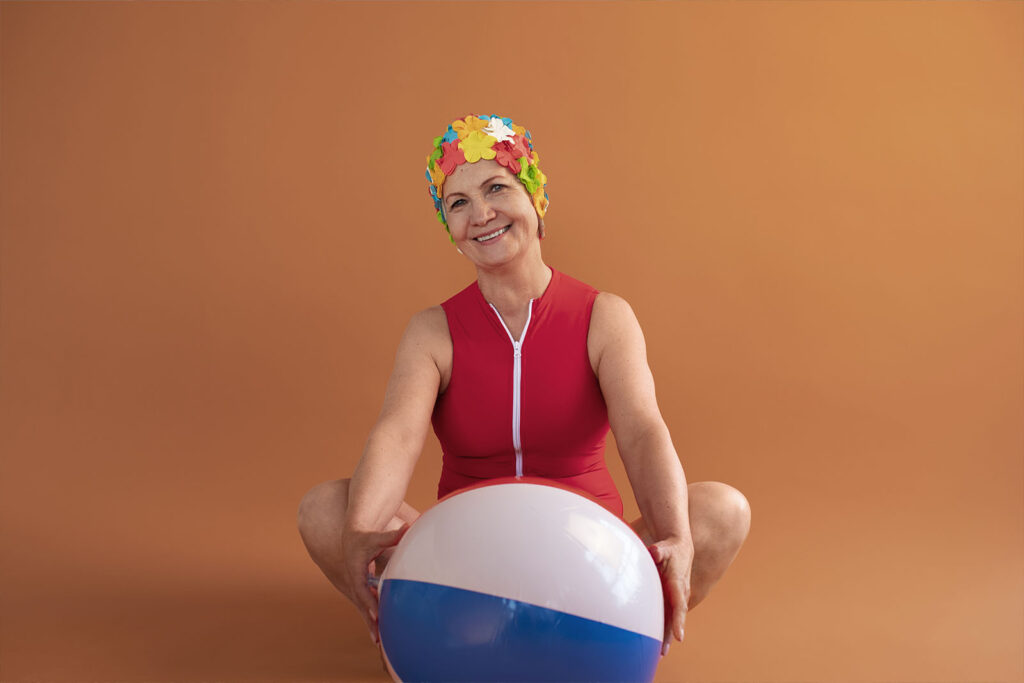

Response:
(426, 114), (549, 242)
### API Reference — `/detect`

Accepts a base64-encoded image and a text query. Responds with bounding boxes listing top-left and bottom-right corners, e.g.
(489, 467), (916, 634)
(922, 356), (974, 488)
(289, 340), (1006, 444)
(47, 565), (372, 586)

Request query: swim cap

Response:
(426, 114), (549, 242)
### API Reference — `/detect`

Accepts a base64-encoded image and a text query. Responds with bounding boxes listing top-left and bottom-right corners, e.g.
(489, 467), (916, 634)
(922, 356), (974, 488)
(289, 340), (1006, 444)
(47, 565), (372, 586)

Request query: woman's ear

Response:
(537, 218), (546, 240)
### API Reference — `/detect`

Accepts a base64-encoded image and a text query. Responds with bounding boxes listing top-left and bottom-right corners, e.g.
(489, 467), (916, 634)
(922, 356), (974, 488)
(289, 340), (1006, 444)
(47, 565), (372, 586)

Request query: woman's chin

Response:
(466, 242), (518, 266)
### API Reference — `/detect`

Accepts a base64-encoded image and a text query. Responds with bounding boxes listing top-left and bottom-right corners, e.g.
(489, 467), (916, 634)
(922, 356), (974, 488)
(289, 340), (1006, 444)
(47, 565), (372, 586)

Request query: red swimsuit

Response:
(432, 268), (623, 517)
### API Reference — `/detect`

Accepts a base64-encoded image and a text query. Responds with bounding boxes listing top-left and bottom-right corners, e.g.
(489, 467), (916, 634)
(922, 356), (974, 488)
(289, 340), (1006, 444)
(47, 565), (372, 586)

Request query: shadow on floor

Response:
(1, 583), (391, 682)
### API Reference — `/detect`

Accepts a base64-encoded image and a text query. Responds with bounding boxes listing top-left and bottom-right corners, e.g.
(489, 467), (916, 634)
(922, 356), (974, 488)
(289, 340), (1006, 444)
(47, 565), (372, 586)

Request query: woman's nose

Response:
(471, 198), (497, 225)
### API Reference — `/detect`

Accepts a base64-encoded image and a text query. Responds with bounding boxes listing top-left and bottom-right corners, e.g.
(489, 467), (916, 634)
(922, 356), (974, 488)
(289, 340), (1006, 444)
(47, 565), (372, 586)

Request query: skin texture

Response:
(297, 159), (751, 655)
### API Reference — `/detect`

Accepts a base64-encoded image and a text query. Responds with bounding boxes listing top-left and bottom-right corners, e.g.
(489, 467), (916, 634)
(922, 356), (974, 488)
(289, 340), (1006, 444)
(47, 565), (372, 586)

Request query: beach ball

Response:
(378, 478), (664, 682)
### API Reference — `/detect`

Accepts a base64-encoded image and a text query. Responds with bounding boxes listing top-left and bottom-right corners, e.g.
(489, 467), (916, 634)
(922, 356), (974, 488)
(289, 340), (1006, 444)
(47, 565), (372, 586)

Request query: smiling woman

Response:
(297, 113), (751, 668)
(426, 114), (549, 241)
(441, 161), (542, 270)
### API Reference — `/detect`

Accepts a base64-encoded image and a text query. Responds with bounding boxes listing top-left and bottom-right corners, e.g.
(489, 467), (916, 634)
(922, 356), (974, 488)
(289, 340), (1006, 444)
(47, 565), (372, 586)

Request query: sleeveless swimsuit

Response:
(432, 268), (623, 517)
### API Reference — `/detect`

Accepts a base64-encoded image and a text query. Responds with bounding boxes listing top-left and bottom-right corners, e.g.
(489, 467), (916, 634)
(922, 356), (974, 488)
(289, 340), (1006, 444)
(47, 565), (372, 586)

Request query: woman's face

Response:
(441, 159), (539, 267)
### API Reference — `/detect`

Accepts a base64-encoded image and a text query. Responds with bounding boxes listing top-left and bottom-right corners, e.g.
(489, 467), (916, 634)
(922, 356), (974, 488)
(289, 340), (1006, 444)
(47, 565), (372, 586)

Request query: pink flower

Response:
(437, 141), (466, 175)
(508, 134), (532, 161)
(492, 141), (522, 174)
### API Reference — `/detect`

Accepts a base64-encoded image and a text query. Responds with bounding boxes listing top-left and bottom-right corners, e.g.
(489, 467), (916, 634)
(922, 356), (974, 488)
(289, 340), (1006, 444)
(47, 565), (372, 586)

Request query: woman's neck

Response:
(476, 256), (552, 314)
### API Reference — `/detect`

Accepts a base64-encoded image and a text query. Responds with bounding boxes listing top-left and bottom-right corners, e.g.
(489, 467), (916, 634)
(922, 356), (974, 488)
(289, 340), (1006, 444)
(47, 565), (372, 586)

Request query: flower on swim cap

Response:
(426, 114), (549, 242)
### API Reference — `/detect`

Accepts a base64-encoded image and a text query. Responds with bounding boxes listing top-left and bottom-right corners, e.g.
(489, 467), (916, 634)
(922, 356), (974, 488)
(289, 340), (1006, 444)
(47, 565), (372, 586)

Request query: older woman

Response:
(298, 114), (751, 658)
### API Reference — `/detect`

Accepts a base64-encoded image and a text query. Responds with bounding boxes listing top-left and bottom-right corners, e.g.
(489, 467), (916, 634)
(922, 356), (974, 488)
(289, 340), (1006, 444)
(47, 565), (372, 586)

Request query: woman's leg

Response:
(297, 478), (421, 593)
(630, 481), (751, 610)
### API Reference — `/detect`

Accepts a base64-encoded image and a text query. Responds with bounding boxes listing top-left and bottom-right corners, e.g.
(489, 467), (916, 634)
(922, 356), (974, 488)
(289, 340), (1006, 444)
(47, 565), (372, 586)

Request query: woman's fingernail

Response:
(370, 631), (377, 645)
(661, 642), (669, 656)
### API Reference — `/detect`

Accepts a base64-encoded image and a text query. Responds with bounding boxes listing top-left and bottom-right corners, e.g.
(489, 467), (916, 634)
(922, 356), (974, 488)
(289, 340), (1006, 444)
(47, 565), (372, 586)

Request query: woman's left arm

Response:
(590, 292), (693, 650)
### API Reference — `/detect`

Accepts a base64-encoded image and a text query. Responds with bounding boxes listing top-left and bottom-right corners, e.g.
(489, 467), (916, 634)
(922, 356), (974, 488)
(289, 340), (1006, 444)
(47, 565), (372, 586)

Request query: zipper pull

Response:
(514, 341), (521, 358)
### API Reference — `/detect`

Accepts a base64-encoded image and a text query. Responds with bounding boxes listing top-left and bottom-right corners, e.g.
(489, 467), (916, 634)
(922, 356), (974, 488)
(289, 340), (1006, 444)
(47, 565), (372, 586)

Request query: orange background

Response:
(1, 2), (1021, 681)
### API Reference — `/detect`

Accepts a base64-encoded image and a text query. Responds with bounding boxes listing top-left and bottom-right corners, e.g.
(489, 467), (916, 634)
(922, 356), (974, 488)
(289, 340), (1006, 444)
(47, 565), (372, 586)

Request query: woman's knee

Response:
(689, 481), (751, 545)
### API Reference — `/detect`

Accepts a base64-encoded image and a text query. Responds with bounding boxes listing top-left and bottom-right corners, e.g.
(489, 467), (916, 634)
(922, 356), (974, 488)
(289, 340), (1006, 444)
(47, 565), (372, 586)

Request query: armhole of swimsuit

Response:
(438, 303), (456, 396)
(584, 289), (601, 378)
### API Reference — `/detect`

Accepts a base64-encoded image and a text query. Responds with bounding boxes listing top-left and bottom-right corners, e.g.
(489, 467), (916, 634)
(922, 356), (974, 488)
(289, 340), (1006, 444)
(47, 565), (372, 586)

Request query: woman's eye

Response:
(490, 184), (506, 193)
(449, 199), (465, 209)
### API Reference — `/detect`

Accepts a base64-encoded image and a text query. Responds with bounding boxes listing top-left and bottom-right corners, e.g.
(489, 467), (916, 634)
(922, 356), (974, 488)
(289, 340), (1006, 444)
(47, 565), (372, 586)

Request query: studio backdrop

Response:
(1, 2), (1021, 681)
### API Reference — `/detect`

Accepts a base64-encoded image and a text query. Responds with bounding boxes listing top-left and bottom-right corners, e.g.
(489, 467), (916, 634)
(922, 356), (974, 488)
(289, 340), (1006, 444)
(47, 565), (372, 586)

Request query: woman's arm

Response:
(590, 292), (693, 649)
(343, 306), (449, 636)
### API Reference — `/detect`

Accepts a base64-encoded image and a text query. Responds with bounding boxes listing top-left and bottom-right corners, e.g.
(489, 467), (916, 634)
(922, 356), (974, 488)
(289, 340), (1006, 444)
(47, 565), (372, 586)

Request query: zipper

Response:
(488, 300), (534, 478)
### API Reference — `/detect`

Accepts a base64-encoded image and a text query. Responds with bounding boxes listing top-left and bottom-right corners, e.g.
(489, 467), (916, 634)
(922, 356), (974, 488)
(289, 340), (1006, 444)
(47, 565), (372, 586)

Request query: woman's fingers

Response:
(347, 559), (380, 631)
(648, 540), (692, 653)
(648, 542), (666, 564)
(343, 523), (412, 643)
(668, 578), (688, 641)
(375, 523), (410, 552)
(660, 579), (687, 653)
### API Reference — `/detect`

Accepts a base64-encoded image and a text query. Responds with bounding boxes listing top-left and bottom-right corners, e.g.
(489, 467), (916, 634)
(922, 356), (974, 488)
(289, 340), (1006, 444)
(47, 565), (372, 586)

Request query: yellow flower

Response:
(459, 131), (498, 163)
(428, 161), (446, 194)
(533, 192), (549, 217)
(452, 116), (489, 140)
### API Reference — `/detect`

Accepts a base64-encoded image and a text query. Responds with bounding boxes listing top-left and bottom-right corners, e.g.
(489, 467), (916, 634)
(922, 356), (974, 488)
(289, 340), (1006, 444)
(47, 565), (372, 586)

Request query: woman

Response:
(298, 114), (751, 658)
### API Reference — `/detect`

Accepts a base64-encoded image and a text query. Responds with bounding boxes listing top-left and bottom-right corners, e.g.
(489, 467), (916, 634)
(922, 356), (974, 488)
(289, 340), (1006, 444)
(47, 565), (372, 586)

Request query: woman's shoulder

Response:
(585, 290), (638, 376)
(588, 291), (643, 353)
(406, 305), (450, 341)
(592, 291), (635, 323)
(403, 306), (453, 388)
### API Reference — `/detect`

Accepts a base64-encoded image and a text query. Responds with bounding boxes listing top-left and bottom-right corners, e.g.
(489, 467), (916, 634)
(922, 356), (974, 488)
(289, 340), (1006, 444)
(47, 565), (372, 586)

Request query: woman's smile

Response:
(474, 225), (511, 243)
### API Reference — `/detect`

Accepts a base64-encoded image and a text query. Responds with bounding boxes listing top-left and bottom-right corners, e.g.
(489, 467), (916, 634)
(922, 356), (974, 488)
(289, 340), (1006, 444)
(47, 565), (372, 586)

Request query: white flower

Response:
(483, 118), (516, 143)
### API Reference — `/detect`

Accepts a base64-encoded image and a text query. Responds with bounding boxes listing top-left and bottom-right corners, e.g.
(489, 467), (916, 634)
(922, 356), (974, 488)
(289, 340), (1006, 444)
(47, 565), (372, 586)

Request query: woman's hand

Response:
(341, 524), (409, 643)
(648, 537), (694, 655)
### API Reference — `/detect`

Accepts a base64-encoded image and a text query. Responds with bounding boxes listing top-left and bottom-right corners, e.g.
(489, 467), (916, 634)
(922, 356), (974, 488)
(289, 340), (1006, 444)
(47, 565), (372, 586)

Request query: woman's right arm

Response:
(342, 306), (449, 638)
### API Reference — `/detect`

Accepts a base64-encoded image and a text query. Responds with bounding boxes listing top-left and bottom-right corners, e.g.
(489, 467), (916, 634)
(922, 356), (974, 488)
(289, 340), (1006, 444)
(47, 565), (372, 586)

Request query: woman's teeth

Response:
(475, 226), (510, 242)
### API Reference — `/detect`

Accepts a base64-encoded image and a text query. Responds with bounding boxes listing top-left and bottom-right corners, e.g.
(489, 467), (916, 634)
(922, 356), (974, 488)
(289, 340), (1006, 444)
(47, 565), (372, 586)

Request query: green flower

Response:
(428, 135), (444, 165)
(518, 158), (546, 196)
